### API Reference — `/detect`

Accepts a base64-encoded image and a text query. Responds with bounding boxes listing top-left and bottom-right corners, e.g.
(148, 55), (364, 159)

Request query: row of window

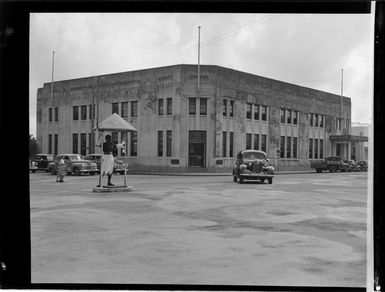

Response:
(223, 99), (234, 117)
(245, 133), (267, 152)
(280, 109), (299, 125)
(111, 101), (138, 118)
(222, 132), (234, 157)
(189, 98), (208, 116)
(309, 138), (324, 159)
(280, 136), (298, 158)
(158, 98), (173, 116)
(48, 107), (59, 122)
(73, 105), (96, 121)
(158, 130), (172, 157)
(309, 113), (324, 128)
(246, 103), (268, 121)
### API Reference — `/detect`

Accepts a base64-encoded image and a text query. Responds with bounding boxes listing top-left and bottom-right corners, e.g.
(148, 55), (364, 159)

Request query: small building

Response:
(351, 122), (370, 162)
(36, 64), (356, 171)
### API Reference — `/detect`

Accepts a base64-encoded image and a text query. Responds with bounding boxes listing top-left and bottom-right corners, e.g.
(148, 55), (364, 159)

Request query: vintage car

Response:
(84, 153), (126, 175)
(31, 153), (54, 172)
(343, 160), (361, 172)
(29, 159), (37, 173)
(311, 156), (349, 173)
(232, 150), (275, 184)
(357, 161), (368, 172)
(47, 154), (97, 176)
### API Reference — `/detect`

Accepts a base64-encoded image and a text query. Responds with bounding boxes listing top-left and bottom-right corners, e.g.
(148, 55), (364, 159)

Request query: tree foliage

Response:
(29, 134), (40, 157)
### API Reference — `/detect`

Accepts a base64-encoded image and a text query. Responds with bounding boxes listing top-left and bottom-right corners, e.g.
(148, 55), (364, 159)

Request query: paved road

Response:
(30, 171), (368, 286)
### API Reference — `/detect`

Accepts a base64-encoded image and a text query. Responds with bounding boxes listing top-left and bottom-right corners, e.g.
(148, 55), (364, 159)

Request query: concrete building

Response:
(36, 64), (361, 171)
(351, 122), (370, 162)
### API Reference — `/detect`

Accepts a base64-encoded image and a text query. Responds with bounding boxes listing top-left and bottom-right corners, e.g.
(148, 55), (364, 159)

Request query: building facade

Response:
(351, 122), (370, 162)
(36, 64), (354, 171)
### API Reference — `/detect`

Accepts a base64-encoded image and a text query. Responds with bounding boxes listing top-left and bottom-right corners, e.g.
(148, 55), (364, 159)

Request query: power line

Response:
(129, 15), (282, 70)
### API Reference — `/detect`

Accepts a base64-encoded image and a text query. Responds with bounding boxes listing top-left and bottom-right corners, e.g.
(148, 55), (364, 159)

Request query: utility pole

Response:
(197, 26), (201, 94)
(51, 51), (55, 108)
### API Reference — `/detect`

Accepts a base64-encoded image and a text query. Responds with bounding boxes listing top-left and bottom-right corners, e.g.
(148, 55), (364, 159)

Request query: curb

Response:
(123, 171), (315, 176)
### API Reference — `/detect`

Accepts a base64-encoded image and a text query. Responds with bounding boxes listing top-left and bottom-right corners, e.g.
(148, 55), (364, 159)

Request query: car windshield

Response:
(242, 152), (266, 160)
(70, 155), (82, 160)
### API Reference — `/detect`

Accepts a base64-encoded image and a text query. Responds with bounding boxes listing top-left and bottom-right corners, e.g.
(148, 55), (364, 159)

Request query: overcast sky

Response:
(30, 12), (374, 136)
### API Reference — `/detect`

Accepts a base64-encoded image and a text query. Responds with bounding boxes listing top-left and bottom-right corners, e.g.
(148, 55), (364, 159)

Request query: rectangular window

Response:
(246, 133), (252, 150)
(167, 98), (173, 115)
(158, 131), (163, 157)
(293, 111), (298, 125)
(166, 130), (172, 157)
(314, 138), (318, 159)
(338, 118), (342, 130)
(112, 132), (119, 144)
(130, 131), (137, 156)
(88, 133), (93, 155)
(280, 109), (285, 123)
(189, 98), (196, 115)
(229, 132), (234, 157)
(223, 99), (227, 116)
(254, 104), (259, 120)
(315, 114), (319, 127)
(158, 99), (164, 115)
(120, 132), (126, 156)
(80, 133), (87, 156)
(287, 136), (291, 158)
(246, 103), (252, 119)
(261, 106), (267, 121)
(89, 104), (96, 120)
(72, 133), (78, 154)
(286, 110), (292, 124)
(200, 98), (207, 116)
(121, 102), (128, 118)
(73, 106), (79, 121)
(309, 113), (313, 127)
(131, 101), (138, 117)
(293, 137), (298, 158)
(48, 108), (52, 122)
(254, 134), (260, 150)
(37, 109), (42, 123)
(280, 136), (285, 158)
(320, 139), (323, 159)
(229, 100), (234, 118)
(112, 102), (119, 115)
(48, 134), (52, 154)
(222, 131), (227, 157)
(54, 107), (58, 122)
(81, 105), (87, 120)
(54, 134), (58, 156)
(309, 138), (313, 159)
(319, 115), (323, 128)
(261, 134), (267, 152)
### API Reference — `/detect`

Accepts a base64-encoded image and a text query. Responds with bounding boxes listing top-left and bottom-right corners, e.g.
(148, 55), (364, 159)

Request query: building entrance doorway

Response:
(188, 131), (206, 167)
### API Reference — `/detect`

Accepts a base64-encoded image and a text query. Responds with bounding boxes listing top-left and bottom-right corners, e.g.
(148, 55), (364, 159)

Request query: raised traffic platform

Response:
(93, 185), (133, 193)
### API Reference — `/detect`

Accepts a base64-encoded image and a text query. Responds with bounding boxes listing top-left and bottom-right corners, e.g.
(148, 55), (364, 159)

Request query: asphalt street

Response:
(30, 171), (368, 287)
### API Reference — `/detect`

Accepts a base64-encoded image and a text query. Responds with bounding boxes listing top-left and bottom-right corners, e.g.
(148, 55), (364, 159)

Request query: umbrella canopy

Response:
(93, 113), (137, 132)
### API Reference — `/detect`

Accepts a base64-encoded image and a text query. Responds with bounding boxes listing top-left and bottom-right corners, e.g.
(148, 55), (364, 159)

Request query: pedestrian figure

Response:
(57, 157), (66, 182)
(97, 134), (117, 187)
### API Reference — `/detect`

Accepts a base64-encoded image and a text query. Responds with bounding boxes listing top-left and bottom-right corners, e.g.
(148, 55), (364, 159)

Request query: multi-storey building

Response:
(36, 64), (360, 171)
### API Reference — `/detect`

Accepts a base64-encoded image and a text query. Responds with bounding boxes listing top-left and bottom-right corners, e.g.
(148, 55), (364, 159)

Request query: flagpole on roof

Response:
(50, 51), (55, 108)
(197, 26), (201, 94)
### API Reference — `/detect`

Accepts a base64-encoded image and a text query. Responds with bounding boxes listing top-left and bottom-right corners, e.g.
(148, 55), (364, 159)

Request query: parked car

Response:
(84, 154), (126, 175)
(31, 154), (54, 172)
(29, 159), (37, 173)
(310, 156), (348, 173)
(343, 160), (361, 172)
(47, 154), (97, 175)
(232, 150), (275, 184)
(357, 161), (368, 172)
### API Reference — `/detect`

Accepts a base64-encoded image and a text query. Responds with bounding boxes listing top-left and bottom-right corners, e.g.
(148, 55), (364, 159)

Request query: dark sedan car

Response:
(232, 150), (275, 184)
(31, 154), (54, 172)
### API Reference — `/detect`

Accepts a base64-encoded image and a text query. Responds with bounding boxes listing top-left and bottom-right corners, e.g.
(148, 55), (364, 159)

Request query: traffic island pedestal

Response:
(93, 185), (133, 193)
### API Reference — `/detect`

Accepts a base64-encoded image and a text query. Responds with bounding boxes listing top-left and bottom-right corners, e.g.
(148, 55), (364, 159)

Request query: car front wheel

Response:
(233, 176), (237, 182)
(73, 167), (80, 176)
(268, 177), (273, 184)
(50, 168), (56, 175)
